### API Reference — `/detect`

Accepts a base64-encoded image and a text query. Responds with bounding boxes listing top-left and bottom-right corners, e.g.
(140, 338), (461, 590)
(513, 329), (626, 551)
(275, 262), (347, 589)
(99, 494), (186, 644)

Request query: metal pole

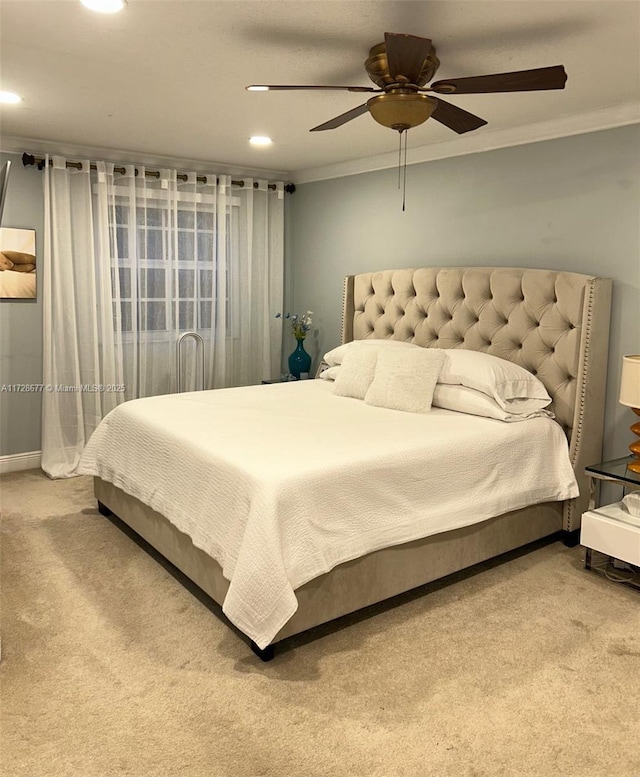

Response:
(176, 331), (205, 393)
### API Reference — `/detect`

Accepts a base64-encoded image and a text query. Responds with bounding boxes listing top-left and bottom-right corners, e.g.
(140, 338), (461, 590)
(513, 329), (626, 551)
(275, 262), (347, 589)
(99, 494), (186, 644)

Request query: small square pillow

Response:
(438, 349), (551, 413)
(324, 338), (418, 367)
(333, 347), (380, 399)
(432, 384), (554, 422)
(364, 347), (445, 414)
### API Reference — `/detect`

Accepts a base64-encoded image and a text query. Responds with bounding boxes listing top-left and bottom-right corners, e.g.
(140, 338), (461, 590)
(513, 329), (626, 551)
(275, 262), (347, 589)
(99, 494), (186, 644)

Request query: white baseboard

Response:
(0, 450), (42, 475)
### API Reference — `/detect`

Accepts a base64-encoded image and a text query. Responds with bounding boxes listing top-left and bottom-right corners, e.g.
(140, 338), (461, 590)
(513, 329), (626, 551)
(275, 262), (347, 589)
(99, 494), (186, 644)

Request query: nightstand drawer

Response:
(581, 505), (640, 566)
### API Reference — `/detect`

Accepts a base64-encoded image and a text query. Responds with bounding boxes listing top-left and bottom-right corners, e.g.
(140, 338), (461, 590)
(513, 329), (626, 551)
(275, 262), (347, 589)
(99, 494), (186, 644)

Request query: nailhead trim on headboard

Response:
(565, 277), (595, 529)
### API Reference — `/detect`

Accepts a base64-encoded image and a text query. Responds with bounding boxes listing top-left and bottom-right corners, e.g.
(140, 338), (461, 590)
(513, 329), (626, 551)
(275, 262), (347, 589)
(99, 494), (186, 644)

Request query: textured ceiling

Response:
(1, 0), (639, 181)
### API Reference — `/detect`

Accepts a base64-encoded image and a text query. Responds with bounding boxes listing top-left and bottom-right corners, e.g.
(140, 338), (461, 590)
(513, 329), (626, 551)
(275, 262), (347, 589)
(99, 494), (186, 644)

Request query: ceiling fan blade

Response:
(384, 32), (432, 83)
(430, 65), (567, 94)
(430, 99), (488, 134)
(246, 84), (378, 93)
(310, 103), (370, 132)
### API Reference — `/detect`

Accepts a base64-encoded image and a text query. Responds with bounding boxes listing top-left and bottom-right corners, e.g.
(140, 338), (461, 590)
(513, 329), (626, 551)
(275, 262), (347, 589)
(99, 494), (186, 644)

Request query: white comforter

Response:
(78, 380), (579, 648)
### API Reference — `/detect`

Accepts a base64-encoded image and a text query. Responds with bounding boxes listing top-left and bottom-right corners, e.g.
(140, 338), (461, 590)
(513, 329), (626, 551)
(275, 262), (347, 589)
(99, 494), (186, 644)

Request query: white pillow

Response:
(365, 348), (445, 414)
(318, 364), (340, 381)
(438, 349), (552, 413)
(333, 347), (380, 399)
(323, 338), (418, 367)
(433, 384), (555, 422)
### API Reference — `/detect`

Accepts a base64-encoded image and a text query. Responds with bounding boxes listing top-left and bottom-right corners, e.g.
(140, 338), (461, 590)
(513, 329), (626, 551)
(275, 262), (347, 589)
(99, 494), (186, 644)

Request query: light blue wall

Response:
(0, 152), (44, 456)
(286, 125), (640, 462)
(3, 127), (640, 464)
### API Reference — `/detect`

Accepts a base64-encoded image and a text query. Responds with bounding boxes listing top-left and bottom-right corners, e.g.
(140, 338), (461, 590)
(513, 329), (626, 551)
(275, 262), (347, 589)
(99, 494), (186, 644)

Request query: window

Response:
(104, 186), (239, 337)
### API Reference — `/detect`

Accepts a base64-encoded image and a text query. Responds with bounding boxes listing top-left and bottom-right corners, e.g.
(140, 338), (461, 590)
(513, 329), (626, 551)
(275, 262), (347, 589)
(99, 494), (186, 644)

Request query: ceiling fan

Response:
(246, 32), (567, 135)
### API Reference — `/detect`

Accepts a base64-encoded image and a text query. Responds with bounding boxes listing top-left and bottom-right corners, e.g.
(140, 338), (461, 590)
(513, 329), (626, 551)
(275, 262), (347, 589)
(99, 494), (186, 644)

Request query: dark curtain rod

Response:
(21, 153), (295, 193)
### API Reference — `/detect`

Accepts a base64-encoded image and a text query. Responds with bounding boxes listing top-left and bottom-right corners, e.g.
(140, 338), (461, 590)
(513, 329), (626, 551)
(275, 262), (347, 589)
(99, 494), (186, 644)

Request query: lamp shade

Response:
(619, 354), (640, 407)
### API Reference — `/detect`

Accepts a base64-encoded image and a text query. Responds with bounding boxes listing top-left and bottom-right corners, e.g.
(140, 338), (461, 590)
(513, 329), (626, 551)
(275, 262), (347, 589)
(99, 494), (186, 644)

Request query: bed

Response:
(80, 266), (612, 659)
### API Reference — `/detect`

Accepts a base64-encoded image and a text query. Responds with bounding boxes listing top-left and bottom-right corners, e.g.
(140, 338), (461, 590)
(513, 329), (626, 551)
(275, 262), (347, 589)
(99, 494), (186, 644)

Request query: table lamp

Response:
(619, 354), (640, 473)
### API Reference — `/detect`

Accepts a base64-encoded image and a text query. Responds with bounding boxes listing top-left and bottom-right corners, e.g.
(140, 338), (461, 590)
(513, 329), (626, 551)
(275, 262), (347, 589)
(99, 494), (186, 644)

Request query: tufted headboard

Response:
(340, 267), (612, 532)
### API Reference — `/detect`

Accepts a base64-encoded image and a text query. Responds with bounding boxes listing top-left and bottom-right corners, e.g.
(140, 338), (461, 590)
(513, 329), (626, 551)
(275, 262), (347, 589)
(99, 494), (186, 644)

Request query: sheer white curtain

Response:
(42, 155), (284, 478)
(41, 157), (121, 478)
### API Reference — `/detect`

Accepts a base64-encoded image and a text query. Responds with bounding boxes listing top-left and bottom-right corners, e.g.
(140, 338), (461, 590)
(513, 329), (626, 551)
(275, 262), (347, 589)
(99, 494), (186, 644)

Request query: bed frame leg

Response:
(561, 529), (580, 547)
(250, 641), (275, 662)
(97, 501), (113, 517)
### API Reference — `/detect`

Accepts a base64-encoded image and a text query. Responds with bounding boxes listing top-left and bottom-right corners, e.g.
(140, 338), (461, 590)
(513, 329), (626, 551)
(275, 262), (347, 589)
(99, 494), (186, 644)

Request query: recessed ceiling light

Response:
(246, 86), (270, 92)
(0, 91), (22, 104)
(250, 136), (273, 147)
(81, 0), (126, 13)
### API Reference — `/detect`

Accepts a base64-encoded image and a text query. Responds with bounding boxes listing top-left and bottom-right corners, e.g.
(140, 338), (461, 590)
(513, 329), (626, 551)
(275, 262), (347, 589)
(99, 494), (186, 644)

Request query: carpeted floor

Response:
(1, 469), (639, 777)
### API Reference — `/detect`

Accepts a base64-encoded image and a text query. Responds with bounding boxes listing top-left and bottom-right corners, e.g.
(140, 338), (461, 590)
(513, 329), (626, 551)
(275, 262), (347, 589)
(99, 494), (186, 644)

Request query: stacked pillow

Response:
(434, 348), (553, 421)
(320, 339), (553, 421)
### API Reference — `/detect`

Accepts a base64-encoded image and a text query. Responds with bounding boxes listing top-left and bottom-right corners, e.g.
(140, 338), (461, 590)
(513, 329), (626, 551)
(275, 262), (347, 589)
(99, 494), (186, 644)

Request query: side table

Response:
(261, 376), (301, 384)
(580, 457), (640, 585)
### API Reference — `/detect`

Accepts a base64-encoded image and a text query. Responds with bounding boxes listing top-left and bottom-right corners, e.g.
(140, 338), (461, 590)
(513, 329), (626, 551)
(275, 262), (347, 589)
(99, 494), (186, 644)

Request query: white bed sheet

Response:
(78, 380), (579, 648)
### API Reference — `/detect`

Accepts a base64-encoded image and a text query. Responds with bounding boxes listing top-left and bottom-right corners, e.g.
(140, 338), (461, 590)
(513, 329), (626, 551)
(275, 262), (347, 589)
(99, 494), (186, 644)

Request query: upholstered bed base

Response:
(93, 266), (612, 658)
(95, 478), (563, 653)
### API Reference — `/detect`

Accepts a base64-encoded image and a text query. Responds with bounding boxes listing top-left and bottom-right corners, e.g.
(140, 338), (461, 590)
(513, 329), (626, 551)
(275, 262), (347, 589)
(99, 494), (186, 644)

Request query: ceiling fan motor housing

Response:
(365, 40), (440, 88)
(364, 39), (440, 131)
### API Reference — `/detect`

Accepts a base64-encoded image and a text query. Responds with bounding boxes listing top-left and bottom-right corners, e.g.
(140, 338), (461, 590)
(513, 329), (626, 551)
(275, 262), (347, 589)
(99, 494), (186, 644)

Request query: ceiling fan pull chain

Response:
(402, 130), (408, 212)
(397, 131), (402, 189)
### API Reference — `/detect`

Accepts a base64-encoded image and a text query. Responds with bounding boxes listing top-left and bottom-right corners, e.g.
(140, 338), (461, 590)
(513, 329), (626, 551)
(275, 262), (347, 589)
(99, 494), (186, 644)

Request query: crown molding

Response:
(290, 103), (640, 185)
(4, 103), (639, 186)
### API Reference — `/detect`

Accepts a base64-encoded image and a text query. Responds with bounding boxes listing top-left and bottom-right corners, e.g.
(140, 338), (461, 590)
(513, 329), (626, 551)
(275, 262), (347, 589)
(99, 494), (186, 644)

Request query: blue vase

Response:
(288, 337), (312, 379)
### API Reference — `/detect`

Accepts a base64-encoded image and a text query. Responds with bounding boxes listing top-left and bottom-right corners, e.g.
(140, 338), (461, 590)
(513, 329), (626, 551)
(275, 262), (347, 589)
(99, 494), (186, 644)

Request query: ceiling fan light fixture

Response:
(246, 85), (270, 91)
(367, 93), (436, 130)
(250, 136), (273, 146)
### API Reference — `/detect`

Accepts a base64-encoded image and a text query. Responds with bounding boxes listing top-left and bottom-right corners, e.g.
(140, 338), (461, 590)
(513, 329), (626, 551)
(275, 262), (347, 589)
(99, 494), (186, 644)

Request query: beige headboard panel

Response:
(341, 267), (612, 531)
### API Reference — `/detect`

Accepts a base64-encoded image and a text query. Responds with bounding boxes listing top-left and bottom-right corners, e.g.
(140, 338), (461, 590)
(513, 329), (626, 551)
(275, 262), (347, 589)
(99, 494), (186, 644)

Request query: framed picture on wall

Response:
(0, 227), (37, 300)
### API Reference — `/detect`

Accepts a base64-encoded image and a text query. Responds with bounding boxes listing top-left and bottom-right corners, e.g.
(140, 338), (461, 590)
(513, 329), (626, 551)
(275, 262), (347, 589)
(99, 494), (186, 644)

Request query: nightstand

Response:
(580, 457), (640, 585)
(261, 377), (299, 384)
(262, 376), (313, 384)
